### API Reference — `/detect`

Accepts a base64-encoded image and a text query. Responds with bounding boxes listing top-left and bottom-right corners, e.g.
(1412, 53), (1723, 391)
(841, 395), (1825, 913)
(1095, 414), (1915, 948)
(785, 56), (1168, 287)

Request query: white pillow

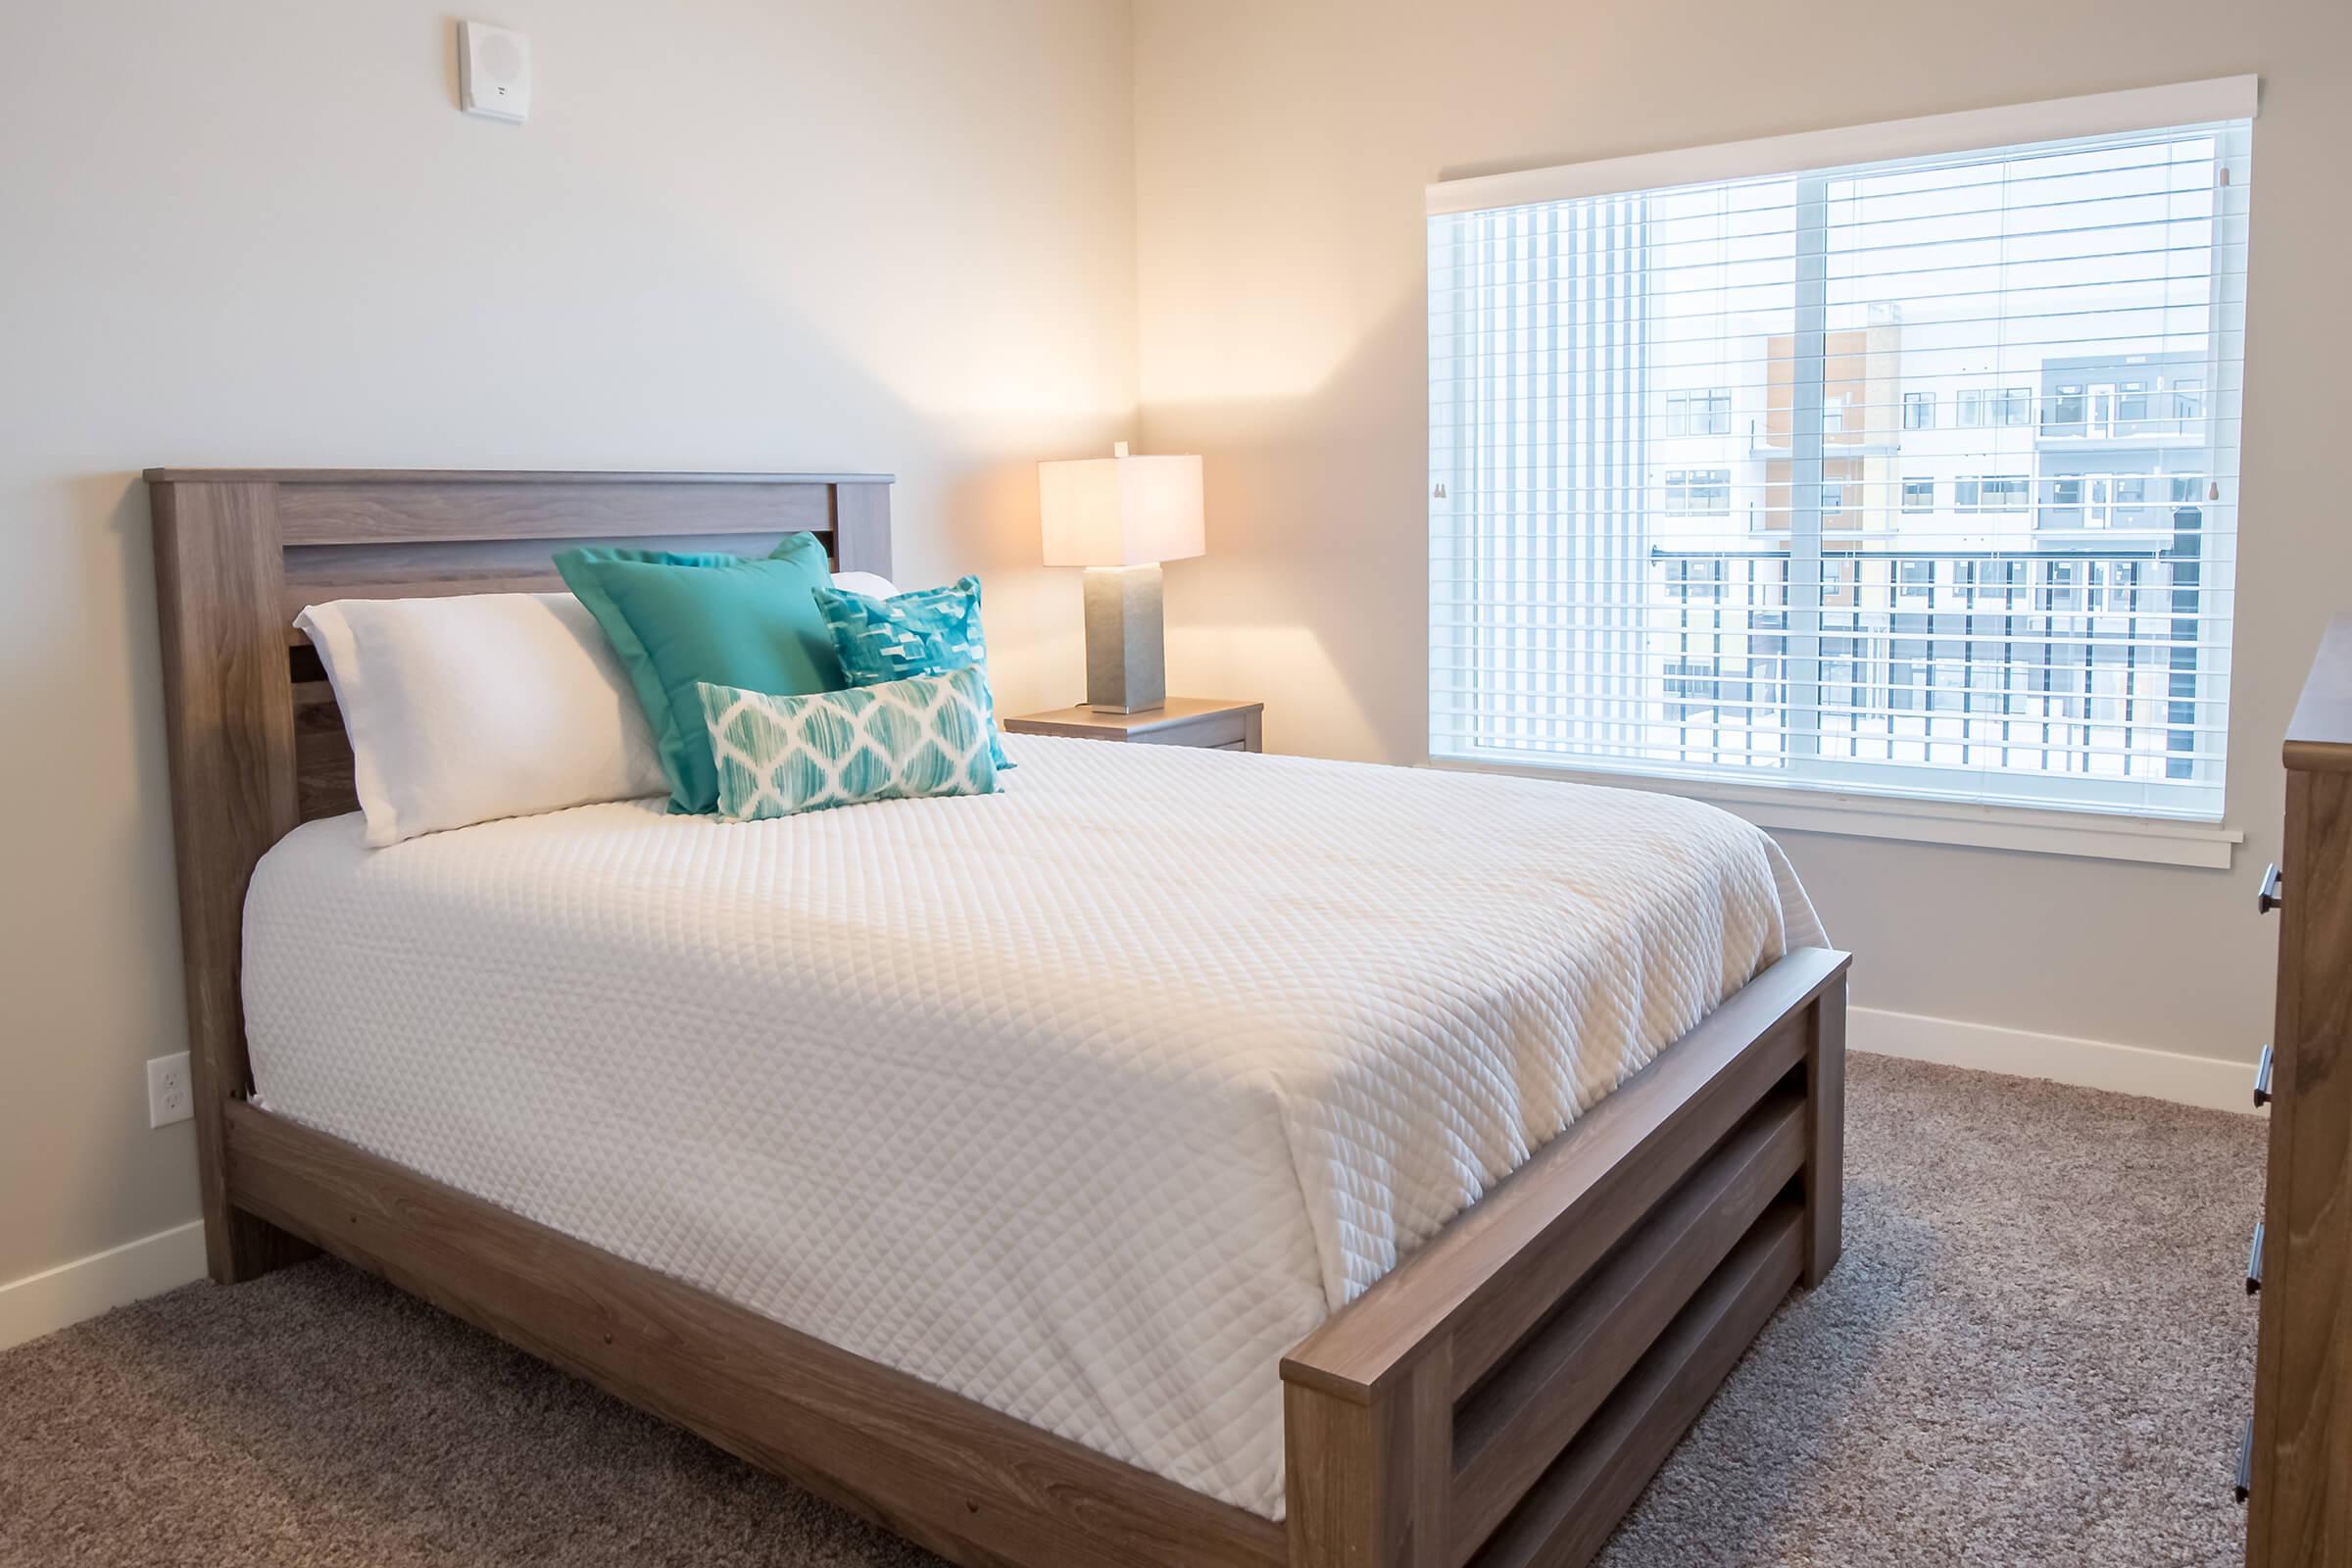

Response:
(297, 594), (667, 847)
(829, 570), (898, 598)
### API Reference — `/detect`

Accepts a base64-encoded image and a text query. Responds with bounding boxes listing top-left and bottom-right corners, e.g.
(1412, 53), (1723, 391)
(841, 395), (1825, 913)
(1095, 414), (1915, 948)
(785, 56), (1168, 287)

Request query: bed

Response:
(150, 468), (1849, 1568)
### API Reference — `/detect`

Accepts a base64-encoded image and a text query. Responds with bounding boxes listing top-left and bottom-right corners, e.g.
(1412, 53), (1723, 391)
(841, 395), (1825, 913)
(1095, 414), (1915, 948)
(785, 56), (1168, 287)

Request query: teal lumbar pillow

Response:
(812, 573), (1011, 770)
(556, 532), (843, 813)
(697, 665), (1002, 821)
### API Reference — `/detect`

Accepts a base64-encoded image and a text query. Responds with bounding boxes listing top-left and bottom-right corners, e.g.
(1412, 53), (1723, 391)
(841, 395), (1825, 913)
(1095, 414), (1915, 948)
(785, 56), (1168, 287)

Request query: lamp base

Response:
(1082, 564), (1167, 713)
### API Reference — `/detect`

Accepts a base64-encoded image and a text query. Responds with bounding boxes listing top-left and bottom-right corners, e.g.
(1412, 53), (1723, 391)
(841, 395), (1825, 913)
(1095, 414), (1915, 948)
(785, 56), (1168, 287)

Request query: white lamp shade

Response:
(1039, 452), (1205, 567)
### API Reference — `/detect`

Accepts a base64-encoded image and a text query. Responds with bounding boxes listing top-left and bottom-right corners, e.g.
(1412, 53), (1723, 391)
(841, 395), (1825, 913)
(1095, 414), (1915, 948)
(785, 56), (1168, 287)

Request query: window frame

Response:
(1425, 77), (2253, 858)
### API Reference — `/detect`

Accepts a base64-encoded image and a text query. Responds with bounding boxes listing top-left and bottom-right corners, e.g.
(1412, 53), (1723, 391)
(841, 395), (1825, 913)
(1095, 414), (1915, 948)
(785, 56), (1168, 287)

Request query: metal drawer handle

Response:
(2258, 862), (2283, 913)
(2247, 1221), (2265, 1296)
(2236, 1418), (2255, 1503)
(2254, 1044), (2275, 1108)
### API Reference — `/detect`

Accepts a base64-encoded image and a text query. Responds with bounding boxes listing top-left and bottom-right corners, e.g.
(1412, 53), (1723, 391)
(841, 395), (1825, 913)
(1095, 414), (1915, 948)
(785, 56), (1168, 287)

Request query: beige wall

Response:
(0, 0), (1135, 1286)
(1136, 0), (2351, 1065)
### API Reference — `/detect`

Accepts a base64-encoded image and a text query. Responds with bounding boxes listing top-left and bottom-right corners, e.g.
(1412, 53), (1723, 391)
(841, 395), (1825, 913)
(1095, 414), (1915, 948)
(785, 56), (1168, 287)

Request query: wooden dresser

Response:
(2247, 615), (2352, 1565)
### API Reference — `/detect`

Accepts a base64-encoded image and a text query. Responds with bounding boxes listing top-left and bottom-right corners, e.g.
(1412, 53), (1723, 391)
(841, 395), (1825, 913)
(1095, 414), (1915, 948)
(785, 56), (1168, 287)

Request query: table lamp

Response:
(1038, 442), (1204, 712)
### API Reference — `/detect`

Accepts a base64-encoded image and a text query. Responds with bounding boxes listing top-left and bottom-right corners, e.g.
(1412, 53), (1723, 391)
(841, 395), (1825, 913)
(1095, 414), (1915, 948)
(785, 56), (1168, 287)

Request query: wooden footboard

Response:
(1282, 947), (1847, 1568)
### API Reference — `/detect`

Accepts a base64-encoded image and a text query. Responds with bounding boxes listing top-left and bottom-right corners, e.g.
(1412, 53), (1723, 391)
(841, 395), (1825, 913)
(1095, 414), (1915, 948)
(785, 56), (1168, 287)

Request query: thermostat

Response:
(459, 21), (531, 123)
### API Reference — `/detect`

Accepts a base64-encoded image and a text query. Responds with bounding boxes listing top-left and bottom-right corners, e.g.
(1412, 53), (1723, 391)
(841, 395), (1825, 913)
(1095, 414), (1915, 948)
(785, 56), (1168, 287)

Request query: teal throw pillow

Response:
(813, 574), (1011, 770)
(557, 532), (843, 814)
(697, 666), (1002, 820)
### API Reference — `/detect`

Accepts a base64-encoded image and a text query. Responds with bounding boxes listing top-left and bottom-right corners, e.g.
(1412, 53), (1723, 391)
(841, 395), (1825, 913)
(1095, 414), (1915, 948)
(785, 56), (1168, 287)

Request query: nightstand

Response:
(1004, 698), (1263, 753)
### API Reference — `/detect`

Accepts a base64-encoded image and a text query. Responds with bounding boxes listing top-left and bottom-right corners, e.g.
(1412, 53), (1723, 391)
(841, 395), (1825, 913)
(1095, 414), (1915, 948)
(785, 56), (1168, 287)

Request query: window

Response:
(1822, 558), (1856, 609)
(1886, 655), (1923, 710)
(1669, 558), (1727, 602)
(1665, 468), (1732, 514)
(1957, 475), (2030, 511)
(1665, 387), (1732, 436)
(1429, 83), (2248, 820)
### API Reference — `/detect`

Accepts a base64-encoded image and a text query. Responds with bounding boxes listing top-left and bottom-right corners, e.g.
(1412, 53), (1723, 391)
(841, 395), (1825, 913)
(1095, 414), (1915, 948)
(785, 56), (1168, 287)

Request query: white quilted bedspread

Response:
(242, 735), (1824, 1518)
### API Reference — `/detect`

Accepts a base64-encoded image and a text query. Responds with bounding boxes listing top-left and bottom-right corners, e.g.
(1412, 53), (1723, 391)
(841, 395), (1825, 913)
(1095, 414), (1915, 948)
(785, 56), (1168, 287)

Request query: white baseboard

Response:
(1853, 1005), (2258, 1114)
(0, 1220), (207, 1353)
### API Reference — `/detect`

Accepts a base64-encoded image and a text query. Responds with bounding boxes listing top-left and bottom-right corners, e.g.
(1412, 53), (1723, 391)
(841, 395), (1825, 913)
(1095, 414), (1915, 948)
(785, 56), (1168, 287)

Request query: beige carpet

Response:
(1, 1055), (2263, 1567)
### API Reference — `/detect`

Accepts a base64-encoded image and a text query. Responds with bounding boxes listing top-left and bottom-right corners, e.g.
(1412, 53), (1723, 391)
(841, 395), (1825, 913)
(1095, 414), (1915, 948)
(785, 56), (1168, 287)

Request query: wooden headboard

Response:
(145, 468), (892, 1281)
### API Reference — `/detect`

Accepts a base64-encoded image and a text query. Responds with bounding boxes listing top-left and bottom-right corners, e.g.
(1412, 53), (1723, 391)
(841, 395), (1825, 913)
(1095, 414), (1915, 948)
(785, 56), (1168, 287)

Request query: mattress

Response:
(242, 734), (1826, 1518)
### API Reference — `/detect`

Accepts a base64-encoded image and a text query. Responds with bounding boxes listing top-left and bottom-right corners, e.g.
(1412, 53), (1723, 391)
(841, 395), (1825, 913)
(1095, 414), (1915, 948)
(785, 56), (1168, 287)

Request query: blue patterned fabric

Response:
(813, 574), (1012, 770)
(696, 666), (1001, 821)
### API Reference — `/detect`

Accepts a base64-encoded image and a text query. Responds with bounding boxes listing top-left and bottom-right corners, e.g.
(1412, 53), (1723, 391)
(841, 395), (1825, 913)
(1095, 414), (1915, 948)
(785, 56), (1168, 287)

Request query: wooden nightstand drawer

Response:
(1128, 710), (1250, 748)
(1004, 698), (1263, 753)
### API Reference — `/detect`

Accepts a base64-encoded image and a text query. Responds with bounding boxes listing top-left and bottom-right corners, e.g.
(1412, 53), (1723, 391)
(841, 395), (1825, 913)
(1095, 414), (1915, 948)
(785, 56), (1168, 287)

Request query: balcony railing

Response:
(1633, 539), (2208, 785)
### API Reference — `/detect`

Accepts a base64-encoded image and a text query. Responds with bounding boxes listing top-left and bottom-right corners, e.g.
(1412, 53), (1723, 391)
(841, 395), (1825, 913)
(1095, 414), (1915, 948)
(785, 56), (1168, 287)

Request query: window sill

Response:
(1428, 758), (2244, 869)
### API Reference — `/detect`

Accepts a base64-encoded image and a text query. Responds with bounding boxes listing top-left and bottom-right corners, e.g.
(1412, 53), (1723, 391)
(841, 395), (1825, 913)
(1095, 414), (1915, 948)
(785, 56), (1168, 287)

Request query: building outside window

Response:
(1902, 478), (1935, 512)
(1904, 391), (1936, 430)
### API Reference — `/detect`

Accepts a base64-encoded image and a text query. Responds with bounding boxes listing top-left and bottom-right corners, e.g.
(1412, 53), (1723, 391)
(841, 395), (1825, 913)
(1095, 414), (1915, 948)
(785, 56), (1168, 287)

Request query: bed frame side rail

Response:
(1280, 947), (1848, 1568)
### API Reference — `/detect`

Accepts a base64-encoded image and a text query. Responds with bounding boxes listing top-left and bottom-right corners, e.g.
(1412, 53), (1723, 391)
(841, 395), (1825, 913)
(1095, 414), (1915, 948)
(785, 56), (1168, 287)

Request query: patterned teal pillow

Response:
(696, 666), (1002, 821)
(813, 574), (1012, 770)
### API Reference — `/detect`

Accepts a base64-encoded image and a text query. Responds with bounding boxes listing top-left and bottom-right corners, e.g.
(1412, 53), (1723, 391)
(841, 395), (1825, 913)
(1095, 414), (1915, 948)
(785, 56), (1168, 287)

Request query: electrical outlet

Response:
(147, 1053), (192, 1129)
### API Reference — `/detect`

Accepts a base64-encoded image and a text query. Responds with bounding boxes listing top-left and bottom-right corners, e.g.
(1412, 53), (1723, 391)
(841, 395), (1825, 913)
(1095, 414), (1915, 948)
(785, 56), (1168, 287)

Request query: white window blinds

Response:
(1428, 87), (2252, 820)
